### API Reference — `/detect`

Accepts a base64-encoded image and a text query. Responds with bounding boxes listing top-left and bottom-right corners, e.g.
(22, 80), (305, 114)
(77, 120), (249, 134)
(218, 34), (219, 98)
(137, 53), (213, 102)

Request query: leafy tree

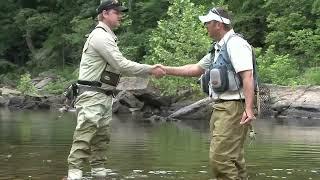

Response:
(144, 0), (210, 94)
(228, 0), (267, 47)
(117, 0), (170, 62)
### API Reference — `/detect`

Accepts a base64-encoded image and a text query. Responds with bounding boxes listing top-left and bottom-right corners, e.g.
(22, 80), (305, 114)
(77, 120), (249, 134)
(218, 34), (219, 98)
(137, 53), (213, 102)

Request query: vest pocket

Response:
(210, 65), (229, 93)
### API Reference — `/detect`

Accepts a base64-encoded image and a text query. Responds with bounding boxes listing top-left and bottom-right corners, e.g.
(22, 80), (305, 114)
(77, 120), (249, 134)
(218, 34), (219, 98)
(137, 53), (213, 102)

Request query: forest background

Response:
(1, 0), (320, 95)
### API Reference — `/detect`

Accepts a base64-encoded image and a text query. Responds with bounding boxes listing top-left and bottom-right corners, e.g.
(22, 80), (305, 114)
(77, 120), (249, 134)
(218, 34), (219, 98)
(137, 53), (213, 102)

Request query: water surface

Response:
(0, 108), (319, 179)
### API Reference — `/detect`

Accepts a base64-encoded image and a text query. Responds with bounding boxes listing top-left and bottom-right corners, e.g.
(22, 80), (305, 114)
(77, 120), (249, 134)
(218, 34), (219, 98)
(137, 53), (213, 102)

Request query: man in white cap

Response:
(66, 0), (165, 179)
(162, 7), (255, 180)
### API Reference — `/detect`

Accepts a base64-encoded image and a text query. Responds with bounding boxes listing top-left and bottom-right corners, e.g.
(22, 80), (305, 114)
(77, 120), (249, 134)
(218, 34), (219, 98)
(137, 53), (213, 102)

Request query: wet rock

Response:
(8, 95), (51, 110)
(46, 95), (65, 109)
(116, 77), (149, 91)
(34, 77), (54, 89)
(117, 91), (144, 109)
(130, 86), (170, 108)
(0, 87), (21, 96)
(0, 96), (8, 107)
(268, 85), (320, 118)
(8, 96), (24, 109)
(114, 103), (131, 114)
(112, 91), (144, 114)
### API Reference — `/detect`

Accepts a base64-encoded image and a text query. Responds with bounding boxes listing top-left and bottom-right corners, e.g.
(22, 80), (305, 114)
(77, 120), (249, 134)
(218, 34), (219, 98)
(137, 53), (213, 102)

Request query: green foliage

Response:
(1, 0), (320, 90)
(264, 0), (319, 68)
(17, 73), (38, 95)
(229, 0), (267, 47)
(257, 46), (300, 85)
(300, 67), (320, 85)
(145, 0), (210, 94)
(0, 73), (20, 87)
(288, 29), (320, 67)
(43, 67), (78, 94)
(0, 59), (17, 74)
(117, 0), (170, 62)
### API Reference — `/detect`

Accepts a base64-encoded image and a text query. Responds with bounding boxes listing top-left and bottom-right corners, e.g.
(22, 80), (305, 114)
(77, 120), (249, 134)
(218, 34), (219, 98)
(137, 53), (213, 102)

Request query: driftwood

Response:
(168, 97), (214, 119)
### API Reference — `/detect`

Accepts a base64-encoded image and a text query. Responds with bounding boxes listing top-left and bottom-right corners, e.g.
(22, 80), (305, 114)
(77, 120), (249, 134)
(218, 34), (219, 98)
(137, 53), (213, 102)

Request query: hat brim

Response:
(199, 10), (231, 24)
(199, 15), (212, 24)
(115, 6), (128, 12)
(97, 4), (128, 14)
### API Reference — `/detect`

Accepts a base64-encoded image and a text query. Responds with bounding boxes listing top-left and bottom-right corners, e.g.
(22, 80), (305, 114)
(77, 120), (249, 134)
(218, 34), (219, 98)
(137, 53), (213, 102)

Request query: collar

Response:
(96, 21), (117, 39)
(214, 29), (235, 51)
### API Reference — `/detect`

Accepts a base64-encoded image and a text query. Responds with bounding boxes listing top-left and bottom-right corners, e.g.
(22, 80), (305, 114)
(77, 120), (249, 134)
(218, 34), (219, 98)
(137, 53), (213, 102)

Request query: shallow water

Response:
(0, 108), (319, 180)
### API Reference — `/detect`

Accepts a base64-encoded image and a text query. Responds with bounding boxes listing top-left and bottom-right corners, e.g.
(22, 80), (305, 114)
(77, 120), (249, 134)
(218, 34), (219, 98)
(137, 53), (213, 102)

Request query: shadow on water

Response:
(0, 108), (319, 180)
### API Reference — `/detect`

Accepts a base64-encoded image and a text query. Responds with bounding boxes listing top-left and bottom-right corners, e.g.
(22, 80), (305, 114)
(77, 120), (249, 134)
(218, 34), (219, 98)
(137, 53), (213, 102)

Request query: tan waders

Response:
(67, 92), (112, 179)
(209, 100), (249, 180)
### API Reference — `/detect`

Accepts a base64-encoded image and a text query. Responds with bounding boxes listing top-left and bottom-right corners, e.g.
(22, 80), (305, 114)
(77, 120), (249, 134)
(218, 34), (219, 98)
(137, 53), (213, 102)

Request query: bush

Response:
(257, 46), (300, 85)
(43, 67), (78, 94)
(17, 73), (38, 95)
(300, 67), (320, 85)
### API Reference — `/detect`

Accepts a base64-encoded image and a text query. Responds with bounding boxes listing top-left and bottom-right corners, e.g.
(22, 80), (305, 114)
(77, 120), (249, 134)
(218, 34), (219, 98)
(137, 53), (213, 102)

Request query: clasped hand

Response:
(150, 64), (166, 78)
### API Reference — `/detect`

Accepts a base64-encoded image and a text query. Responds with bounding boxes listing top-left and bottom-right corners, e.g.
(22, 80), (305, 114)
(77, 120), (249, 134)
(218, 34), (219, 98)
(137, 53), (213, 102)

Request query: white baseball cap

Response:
(199, 8), (231, 24)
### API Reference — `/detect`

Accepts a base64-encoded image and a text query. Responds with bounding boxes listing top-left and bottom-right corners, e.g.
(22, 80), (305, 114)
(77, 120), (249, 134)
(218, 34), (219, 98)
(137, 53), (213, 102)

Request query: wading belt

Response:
(77, 80), (114, 96)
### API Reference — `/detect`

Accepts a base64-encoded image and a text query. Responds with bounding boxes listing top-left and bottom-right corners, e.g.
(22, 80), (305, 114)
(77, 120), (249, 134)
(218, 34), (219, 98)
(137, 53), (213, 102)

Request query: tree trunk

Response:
(128, 0), (134, 12)
(25, 31), (36, 55)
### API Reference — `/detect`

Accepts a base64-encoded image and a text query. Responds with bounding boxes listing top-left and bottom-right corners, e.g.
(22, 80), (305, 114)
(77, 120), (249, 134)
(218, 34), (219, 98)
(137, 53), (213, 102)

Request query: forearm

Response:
(165, 64), (204, 77)
(241, 71), (255, 110)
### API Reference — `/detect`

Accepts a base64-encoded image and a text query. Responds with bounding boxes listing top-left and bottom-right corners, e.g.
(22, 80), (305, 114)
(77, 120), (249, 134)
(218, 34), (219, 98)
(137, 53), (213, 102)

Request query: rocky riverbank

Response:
(0, 84), (319, 120)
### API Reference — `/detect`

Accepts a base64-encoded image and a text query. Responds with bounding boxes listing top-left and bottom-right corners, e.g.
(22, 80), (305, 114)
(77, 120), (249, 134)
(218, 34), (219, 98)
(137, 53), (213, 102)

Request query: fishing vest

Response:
(200, 34), (258, 95)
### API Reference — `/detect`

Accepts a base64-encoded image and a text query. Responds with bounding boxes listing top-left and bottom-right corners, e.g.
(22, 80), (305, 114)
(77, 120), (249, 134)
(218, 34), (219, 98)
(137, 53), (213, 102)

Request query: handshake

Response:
(149, 64), (167, 78)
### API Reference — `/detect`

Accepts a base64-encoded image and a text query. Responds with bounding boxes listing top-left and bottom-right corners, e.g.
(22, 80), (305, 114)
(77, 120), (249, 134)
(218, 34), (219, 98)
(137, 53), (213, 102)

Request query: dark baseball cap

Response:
(96, 0), (128, 14)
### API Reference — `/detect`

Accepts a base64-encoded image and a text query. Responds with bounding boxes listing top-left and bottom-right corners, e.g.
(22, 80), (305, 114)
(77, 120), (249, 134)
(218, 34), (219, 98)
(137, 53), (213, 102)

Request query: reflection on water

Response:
(0, 108), (319, 180)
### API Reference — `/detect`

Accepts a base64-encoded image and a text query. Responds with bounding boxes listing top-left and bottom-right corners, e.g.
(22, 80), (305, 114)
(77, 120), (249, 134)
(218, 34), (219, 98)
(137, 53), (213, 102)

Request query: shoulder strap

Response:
(219, 33), (240, 72)
(95, 26), (107, 32)
(223, 33), (259, 89)
(93, 26), (110, 67)
(222, 33), (240, 62)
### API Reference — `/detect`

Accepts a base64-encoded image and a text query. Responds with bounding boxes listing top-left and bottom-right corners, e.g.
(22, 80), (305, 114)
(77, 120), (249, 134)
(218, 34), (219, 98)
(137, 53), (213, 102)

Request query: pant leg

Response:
(67, 92), (112, 170)
(209, 101), (249, 180)
(89, 125), (111, 168)
(89, 94), (112, 168)
(67, 113), (97, 170)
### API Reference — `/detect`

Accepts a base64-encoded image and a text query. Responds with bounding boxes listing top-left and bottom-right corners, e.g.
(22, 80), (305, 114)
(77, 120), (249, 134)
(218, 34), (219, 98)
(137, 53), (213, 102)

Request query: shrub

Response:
(300, 67), (320, 85)
(17, 73), (38, 95)
(43, 67), (78, 94)
(257, 46), (300, 85)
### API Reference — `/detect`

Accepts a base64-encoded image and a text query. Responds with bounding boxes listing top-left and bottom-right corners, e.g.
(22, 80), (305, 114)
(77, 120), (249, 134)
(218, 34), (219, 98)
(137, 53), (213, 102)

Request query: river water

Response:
(0, 108), (319, 180)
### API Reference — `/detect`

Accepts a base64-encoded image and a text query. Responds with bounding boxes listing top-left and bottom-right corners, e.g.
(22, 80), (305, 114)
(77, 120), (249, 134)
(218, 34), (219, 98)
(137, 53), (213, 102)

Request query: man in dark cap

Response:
(66, 0), (165, 179)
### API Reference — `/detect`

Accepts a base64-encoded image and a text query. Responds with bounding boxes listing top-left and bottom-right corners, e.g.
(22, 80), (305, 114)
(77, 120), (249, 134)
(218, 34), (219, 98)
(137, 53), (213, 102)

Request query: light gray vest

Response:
(200, 34), (258, 95)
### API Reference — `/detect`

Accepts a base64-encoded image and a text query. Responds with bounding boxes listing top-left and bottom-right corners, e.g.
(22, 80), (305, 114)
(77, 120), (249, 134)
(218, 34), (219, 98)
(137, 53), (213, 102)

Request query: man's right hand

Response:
(150, 64), (166, 78)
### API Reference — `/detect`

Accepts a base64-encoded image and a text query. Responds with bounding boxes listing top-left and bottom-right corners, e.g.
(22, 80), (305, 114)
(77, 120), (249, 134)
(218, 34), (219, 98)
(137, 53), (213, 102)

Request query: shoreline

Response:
(1, 84), (320, 120)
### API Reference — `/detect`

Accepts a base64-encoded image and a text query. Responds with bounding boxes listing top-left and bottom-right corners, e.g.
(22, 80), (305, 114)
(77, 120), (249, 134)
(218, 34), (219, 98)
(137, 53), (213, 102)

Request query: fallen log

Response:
(168, 97), (214, 119)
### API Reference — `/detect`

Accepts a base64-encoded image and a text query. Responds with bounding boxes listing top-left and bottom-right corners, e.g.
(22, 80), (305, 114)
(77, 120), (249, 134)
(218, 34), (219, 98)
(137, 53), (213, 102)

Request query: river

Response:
(0, 108), (319, 180)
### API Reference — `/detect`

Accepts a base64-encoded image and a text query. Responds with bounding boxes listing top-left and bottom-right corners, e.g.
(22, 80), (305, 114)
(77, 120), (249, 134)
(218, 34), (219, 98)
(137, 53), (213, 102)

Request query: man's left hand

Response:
(240, 109), (255, 125)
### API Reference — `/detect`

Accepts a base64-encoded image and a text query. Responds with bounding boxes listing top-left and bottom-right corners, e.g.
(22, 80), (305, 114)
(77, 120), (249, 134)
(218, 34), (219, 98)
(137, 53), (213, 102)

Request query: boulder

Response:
(8, 96), (24, 109)
(268, 85), (320, 118)
(34, 77), (54, 89)
(116, 77), (150, 91)
(114, 77), (171, 114)
(8, 95), (51, 110)
(0, 96), (8, 107)
(0, 87), (21, 96)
